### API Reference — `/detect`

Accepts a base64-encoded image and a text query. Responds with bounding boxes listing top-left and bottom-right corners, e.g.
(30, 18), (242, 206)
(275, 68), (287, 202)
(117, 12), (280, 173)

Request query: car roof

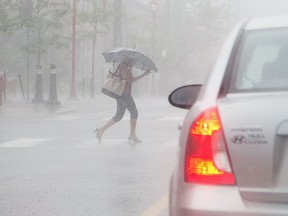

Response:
(245, 16), (288, 30)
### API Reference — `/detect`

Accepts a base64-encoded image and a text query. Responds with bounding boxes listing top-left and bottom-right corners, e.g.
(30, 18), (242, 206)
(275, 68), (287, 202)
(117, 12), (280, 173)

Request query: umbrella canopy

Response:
(102, 47), (158, 72)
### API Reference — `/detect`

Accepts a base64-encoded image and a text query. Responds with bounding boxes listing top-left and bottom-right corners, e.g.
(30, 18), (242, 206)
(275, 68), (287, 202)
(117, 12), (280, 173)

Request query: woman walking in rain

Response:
(95, 58), (152, 143)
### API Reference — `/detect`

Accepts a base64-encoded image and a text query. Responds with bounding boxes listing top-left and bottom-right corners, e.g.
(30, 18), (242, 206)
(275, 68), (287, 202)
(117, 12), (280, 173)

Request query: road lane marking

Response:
(140, 195), (168, 216)
(0, 138), (49, 148)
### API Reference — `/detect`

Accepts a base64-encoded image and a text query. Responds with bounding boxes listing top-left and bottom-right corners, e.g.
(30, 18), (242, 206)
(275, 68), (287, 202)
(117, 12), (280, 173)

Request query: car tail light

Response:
(185, 107), (235, 185)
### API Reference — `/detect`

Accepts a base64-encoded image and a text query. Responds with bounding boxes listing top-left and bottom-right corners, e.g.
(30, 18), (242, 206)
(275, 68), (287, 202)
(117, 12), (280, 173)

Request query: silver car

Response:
(169, 16), (288, 216)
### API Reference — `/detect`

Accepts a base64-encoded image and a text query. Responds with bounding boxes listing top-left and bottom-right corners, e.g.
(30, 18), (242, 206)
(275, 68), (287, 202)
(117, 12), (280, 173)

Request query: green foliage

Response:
(0, 0), (70, 64)
(77, 0), (113, 42)
(0, 0), (16, 34)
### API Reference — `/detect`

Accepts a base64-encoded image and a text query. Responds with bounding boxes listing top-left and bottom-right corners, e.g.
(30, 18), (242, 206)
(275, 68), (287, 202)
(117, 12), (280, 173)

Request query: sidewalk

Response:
(0, 95), (181, 117)
(0, 96), (105, 117)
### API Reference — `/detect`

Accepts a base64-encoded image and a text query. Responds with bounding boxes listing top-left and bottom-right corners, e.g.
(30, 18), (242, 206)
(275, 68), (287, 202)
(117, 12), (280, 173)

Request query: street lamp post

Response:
(69, 0), (78, 100)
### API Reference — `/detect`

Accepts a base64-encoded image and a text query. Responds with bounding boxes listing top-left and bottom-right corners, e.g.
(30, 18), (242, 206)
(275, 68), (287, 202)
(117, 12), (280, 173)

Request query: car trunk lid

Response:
(218, 92), (288, 203)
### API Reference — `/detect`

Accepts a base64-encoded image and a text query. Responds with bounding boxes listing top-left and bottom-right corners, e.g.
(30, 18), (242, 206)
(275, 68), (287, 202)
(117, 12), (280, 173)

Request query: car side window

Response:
(236, 46), (279, 89)
(231, 29), (288, 91)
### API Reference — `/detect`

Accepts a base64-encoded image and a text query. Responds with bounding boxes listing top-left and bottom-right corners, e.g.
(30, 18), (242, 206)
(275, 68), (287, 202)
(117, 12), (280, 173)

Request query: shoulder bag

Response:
(101, 71), (127, 99)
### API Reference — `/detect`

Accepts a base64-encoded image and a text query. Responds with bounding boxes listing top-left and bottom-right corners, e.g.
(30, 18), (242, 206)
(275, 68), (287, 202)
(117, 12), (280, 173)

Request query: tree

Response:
(184, 0), (229, 74)
(1, 0), (69, 65)
(0, 0), (13, 34)
(1, 0), (69, 100)
(163, 0), (229, 85)
(10, 0), (69, 65)
(77, 0), (112, 98)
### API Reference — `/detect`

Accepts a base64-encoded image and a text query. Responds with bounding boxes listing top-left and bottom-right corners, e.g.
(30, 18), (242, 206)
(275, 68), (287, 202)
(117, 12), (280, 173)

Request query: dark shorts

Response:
(112, 94), (138, 122)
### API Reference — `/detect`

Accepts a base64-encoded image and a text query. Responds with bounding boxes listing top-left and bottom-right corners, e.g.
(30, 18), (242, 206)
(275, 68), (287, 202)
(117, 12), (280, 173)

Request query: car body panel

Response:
(170, 179), (288, 216)
(218, 92), (288, 203)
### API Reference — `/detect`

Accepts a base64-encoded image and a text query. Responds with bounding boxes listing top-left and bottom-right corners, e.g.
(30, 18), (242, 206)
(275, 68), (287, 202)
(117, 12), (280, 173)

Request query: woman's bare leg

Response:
(96, 119), (117, 141)
(129, 118), (142, 143)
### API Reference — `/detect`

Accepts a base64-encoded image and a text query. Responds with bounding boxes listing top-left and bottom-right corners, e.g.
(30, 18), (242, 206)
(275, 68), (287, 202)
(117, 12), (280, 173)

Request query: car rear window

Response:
(229, 28), (288, 92)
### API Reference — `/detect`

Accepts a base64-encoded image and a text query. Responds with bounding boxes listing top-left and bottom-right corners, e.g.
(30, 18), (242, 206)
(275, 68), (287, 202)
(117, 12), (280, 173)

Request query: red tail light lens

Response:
(185, 107), (235, 185)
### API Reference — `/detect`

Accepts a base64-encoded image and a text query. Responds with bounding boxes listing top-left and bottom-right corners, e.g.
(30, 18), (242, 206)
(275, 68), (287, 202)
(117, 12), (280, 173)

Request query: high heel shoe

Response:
(94, 128), (102, 142)
(128, 136), (142, 144)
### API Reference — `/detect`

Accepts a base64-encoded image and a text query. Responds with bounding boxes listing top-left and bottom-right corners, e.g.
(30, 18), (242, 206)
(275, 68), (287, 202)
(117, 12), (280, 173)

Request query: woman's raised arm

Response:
(132, 69), (152, 82)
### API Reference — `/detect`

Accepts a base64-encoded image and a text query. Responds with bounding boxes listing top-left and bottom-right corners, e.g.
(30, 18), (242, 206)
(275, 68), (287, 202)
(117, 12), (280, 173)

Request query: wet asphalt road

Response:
(0, 96), (186, 216)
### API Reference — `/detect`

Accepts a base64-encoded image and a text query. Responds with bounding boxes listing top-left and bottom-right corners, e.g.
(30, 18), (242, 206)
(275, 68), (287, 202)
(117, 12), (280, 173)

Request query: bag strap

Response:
(107, 63), (120, 78)
(108, 63), (127, 81)
(112, 63), (120, 74)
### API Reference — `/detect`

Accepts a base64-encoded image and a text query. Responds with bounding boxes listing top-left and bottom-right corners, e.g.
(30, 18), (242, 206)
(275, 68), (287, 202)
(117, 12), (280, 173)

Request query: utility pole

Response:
(26, 27), (30, 102)
(90, 20), (97, 98)
(25, 0), (33, 102)
(69, 0), (78, 100)
(90, 0), (107, 98)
